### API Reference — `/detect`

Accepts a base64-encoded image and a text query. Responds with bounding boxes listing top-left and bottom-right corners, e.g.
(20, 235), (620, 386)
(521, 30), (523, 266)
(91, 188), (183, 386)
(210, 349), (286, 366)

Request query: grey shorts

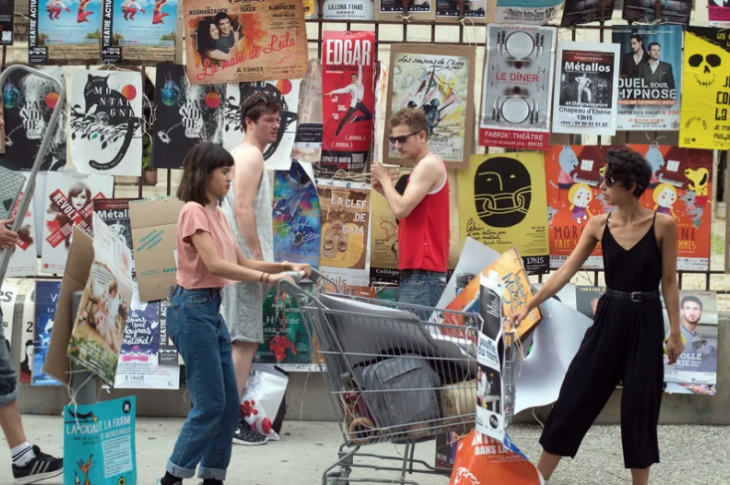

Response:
(220, 282), (266, 344)
(0, 311), (19, 407)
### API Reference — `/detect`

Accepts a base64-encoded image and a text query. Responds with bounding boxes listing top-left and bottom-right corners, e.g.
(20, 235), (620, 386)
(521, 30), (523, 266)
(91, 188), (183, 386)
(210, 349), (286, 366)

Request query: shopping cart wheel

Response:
(348, 417), (375, 445)
(326, 470), (349, 485)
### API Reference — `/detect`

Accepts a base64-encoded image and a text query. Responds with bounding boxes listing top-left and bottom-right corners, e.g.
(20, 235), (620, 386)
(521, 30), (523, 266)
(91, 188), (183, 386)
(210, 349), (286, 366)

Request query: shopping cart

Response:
(281, 270), (519, 485)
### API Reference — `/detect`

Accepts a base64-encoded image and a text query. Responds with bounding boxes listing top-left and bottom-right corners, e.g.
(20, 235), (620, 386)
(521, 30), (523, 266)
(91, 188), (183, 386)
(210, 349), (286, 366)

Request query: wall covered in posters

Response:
(70, 70), (142, 176)
(222, 80), (300, 171)
(41, 172), (115, 274)
(29, 0), (101, 64)
(320, 31), (375, 178)
(480, 24), (556, 150)
(34, 280), (61, 386)
(183, 0), (308, 85)
(0, 67), (66, 171)
(153, 64), (225, 169)
(102, 0), (178, 64)
(458, 152), (549, 274)
(613, 25), (682, 131)
(385, 44), (476, 169)
(680, 27), (730, 150)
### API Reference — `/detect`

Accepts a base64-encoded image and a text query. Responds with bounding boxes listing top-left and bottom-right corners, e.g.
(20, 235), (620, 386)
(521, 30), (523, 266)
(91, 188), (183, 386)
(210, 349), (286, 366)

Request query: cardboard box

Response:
(43, 226), (94, 385)
(129, 196), (184, 302)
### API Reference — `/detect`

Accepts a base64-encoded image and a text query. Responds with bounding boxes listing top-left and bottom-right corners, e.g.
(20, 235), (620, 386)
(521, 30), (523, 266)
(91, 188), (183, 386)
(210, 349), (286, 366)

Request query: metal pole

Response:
(0, 66), (66, 293)
(70, 290), (97, 404)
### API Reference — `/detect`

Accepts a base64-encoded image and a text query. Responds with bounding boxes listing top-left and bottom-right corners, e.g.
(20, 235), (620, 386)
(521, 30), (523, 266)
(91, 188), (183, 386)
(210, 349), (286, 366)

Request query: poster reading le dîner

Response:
(183, 0), (308, 85)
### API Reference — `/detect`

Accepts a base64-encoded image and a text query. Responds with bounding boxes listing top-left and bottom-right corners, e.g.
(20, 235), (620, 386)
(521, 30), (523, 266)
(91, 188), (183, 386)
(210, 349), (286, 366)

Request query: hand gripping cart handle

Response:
(0, 65), (66, 293)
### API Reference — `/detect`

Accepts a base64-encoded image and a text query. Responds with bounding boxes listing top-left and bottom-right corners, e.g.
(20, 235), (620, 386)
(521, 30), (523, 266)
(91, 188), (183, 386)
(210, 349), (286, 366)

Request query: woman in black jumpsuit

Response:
(513, 148), (684, 485)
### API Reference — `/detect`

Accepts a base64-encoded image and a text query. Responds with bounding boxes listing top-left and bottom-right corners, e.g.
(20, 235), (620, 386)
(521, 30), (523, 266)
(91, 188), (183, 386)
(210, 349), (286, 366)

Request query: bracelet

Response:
(282, 260), (289, 271)
(260, 272), (265, 283)
(265, 273), (270, 284)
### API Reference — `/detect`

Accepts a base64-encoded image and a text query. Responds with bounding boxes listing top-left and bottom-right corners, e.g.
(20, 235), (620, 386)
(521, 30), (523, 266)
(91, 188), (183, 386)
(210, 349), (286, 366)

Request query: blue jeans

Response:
(165, 287), (240, 481)
(0, 309), (19, 408)
(399, 271), (447, 308)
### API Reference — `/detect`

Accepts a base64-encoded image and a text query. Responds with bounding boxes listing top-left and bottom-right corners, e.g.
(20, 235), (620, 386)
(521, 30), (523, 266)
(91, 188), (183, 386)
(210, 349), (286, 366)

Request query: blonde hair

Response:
(652, 183), (678, 216)
(568, 183), (593, 213)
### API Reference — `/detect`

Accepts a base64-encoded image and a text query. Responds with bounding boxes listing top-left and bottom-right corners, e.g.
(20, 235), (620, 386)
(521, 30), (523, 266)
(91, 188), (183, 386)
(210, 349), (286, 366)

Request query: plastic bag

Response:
(449, 430), (544, 485)
(241, 367), (289, 441)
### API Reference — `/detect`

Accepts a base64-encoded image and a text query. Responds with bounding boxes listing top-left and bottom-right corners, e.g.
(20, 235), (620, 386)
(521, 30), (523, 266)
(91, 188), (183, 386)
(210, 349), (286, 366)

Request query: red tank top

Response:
(398, 156), (449, 272)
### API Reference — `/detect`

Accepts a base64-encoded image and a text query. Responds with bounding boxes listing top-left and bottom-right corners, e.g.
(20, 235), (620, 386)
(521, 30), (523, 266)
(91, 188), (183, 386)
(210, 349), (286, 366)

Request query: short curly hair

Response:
(603, 147), (652, 198)
(389, 107), (428, 134)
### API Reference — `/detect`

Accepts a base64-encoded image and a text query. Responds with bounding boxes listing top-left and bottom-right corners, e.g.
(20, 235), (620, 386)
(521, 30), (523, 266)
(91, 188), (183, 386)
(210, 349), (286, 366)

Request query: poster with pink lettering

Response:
(183, 0), (308, 85)
(41, 172), (115, 275)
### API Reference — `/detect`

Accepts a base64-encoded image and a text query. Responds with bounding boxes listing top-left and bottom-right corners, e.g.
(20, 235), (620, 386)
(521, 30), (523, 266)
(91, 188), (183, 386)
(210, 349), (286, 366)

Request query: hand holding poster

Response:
(553, 42), (620, 136)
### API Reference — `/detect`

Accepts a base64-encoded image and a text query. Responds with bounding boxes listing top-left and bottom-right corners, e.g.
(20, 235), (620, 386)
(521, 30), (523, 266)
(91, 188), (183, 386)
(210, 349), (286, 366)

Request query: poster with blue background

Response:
(64, 397), (137, 485)
(37, 0), (101, 46)
(33, 280), (61, 386)
(110, 0), (177, 46)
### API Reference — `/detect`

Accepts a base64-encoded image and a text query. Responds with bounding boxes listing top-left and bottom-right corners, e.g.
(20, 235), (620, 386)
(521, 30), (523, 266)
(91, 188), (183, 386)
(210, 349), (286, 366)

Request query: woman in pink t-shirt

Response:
(159, 143), (309, 485)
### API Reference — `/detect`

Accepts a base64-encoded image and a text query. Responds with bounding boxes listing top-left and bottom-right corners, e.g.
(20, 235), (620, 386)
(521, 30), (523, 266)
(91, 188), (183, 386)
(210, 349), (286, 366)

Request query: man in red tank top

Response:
(371, 108), (450, 307)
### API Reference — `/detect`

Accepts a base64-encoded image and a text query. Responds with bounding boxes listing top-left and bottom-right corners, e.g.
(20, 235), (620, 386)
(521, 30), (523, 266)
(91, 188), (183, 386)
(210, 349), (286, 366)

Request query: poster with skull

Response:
(679, 27), (730, 150)
(41, 171), (114, 275)
(222, 80), (300, 171)
(70, 70), (143, 176)
(152, 64), (225, 169)
(457, 152), (550, 274)
(0, 67), (66, 172)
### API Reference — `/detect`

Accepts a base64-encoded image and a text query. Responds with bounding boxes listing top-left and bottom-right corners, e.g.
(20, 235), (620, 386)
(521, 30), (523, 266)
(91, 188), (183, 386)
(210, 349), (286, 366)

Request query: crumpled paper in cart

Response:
(449, 430), (545, 485)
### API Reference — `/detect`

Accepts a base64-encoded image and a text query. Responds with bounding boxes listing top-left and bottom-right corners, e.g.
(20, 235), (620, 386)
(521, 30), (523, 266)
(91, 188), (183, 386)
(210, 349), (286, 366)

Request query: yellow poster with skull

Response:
(457, 153), (549, 274)
(680, 27), (730, 150)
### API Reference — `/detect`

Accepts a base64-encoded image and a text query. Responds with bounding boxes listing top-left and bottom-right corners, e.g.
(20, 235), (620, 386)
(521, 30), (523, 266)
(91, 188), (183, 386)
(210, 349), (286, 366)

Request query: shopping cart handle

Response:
(278, 271), (303, 285)
(278, 278), (302, 297)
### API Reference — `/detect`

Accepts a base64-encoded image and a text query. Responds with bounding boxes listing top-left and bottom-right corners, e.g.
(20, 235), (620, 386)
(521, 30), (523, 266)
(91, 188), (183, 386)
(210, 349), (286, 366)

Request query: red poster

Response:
(321, 31), (375, 177)
(546, 145), (712, 271)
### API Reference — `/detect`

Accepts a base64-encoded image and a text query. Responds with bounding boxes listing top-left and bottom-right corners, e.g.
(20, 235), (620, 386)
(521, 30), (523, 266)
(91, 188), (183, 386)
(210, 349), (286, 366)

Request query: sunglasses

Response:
(243, 94), (270, 114)
(389, 131), (420, 145)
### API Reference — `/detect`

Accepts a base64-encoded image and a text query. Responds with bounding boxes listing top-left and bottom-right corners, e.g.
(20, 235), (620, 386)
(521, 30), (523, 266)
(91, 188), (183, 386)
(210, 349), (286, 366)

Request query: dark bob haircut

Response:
(603, 147), (652, 198)
(177, 142), (234, 207)
(241, 91), (281, 128)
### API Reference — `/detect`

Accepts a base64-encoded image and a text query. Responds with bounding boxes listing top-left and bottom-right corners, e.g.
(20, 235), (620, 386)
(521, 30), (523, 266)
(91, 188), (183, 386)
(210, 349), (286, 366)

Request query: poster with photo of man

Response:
(613, 26), (682, 131)
(662, 291), (718, 395)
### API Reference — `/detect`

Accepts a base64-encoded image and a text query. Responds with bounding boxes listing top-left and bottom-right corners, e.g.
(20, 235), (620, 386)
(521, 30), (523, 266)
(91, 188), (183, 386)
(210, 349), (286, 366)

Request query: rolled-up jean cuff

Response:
(166, 460), (196, 479)
(198, 467), (227, 480)
(0, 388), (19, 408)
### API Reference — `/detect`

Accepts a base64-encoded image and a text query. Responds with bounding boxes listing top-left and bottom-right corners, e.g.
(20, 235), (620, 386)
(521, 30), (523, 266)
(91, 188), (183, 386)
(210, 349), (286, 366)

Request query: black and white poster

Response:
(622, 0), (691, 25)
(552, 42), (620, 136)
(222, 80), (300, 171)
(94, 198), (135, 272)
(152, 64), (225, 170)
(0, 67), (66, 172)
(560, 0), (615, 26)
(0, 0), (15, 45)
(70, 70), (143, 176)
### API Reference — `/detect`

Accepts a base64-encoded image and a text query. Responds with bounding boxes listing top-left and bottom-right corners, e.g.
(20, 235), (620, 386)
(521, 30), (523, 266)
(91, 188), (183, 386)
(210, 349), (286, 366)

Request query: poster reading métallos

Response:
(480, 24), (556, 150)
(183, 0), (308, 85)
(613, 25), (682, 131)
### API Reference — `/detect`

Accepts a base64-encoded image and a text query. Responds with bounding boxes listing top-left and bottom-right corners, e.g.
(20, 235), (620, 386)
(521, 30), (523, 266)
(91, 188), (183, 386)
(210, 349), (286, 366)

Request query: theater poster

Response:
(679, 27), (730, 151)
(153, 64), (226, 170)
(710, 0), (730, 27)
(321, 31), (375, 178)
(436, 0), (487, 20)
(496, 0), (562, 24)
(614, 25), (682, 131)
(101, 0), (178, 64)
(28, 0), (101, 64)
(33, 280), (61, 386)
(458, 153), (549, 274)
(317, 182), (371, 287)
(632, 144), (712, 271)
(222, 79), (300, 171)
(183, 0), (308, 85)
(7, 173), (40, 277)
(545, 145), (611, 270)
(553, 42), (620, 136)
(19, 282), (35, 383)
(0, 0), (14, 45)
(320, 0), (375, 20)
(622, 0), (691, 25)
(480, 24), (556, 150)
(385, 44), (476, 169)
(70, 70), (143, 176)
(560, 0), (614, 26)
(41, 172), (115, 274)
(369, 167), (401, 281)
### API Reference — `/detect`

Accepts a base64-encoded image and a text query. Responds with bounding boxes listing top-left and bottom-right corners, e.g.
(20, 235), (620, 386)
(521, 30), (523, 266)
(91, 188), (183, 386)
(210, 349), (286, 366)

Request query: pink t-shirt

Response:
(176, 202), (237, 289)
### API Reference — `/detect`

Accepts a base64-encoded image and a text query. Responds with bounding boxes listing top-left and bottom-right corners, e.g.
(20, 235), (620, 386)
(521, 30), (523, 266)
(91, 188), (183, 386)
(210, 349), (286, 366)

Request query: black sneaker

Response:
(232, 420), (268, 446)
(12, 446), (63, 485)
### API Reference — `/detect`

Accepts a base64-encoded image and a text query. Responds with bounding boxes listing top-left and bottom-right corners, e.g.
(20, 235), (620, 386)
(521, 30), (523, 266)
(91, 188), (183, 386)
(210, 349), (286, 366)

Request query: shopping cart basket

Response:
(280, 270), (518, 485)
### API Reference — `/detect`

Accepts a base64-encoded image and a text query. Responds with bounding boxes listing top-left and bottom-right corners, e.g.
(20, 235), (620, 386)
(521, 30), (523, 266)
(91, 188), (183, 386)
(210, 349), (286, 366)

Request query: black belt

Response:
(605, 288), (660, 303)
(400, 269), (444, 280)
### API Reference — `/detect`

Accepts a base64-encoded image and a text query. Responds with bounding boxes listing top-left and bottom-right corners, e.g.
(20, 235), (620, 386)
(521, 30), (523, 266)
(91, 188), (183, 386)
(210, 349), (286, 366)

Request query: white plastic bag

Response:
(241, 367), (288, 441)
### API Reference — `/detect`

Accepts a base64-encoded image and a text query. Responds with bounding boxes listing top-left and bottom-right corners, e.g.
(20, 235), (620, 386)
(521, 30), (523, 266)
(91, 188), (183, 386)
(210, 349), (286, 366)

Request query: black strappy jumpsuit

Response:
(540, 213), (665, 469)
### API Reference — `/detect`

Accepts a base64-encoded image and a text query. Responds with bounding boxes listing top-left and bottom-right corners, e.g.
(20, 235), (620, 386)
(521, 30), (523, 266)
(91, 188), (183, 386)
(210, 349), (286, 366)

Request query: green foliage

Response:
(86, 29), (101, 39)
(143, 132), (153, 170)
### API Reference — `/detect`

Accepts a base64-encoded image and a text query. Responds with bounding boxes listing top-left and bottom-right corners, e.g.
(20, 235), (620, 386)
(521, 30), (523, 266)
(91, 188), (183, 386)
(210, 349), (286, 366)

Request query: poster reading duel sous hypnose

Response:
(102, 0), (178, 64)
(480, 24), (556, 150)
(680, 27), (730, 151)
(553, 42), (620, 136)
(321, 31), (375, 178)
(613, 25), (682, 131)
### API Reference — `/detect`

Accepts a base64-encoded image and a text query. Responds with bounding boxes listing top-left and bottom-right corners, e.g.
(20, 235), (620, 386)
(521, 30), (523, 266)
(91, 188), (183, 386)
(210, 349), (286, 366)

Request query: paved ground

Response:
(1, 416), (728, 485)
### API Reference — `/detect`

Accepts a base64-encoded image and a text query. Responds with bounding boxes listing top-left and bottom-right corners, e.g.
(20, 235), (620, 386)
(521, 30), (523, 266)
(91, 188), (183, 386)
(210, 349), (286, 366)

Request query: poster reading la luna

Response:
(102, 0), (178, 64)
(182, 0), (308, 85)
(613, 25), (682, 131)
(458, 153), (549, 274)
(680, 27), (730, 150)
